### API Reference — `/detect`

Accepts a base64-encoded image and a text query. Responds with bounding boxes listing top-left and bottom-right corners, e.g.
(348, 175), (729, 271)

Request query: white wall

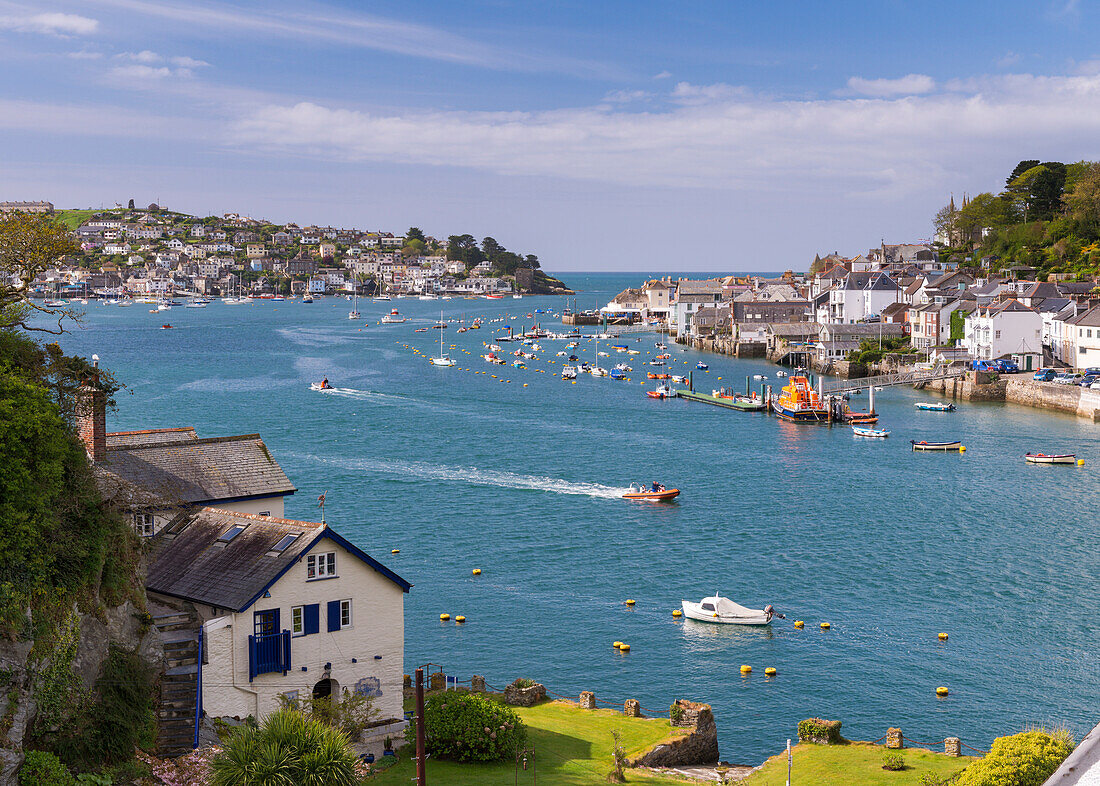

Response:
(202, 537), (405, 724)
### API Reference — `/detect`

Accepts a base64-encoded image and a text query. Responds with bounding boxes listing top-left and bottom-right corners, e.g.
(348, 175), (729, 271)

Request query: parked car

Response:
(1052, 373), (1075, 384)
(1090, 380), (1100, 390)
(994, 359), (1020, 374)
(1084, 367), (1100, 376)
(1062, 373), (1086, 385)
(972, 360), (998, 372)
(1079, 374), (1100, 387)
(1033, 368), (1057, 382)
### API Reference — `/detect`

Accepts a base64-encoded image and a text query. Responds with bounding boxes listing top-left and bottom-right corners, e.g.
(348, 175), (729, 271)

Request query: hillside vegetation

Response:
(934, 159), (1100, 281)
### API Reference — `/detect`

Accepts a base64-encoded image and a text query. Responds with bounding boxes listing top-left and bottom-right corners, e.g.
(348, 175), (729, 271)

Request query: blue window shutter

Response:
(304, 604), (319, 635)
(327, 600), (341, 632)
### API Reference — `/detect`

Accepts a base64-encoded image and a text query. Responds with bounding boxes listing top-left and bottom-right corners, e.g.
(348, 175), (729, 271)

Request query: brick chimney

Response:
(76, 381), (106, 463)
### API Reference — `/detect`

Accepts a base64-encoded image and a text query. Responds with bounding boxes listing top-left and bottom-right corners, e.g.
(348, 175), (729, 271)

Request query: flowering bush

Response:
(956, 729), (1074, 786)
(408, 692), (526, 762)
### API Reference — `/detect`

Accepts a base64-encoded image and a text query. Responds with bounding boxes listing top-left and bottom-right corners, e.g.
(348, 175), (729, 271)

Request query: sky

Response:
(2, 1), (1100, 272)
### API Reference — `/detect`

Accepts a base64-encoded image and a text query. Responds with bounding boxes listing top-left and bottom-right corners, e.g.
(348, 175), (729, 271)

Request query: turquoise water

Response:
(50, 273), (1100, 762)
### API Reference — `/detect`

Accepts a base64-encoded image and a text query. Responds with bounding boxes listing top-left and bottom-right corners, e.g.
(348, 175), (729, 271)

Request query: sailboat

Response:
(589, 334), (607, 376)
(431, 310), (455, 366)
(348, 289), (360, 320)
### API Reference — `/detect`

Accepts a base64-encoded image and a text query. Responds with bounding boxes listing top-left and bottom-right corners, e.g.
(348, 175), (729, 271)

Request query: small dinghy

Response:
(680, 595), (783, 625)
(911, 440), (963, 451)
(623, 482), (680, 501)
(647, 384), (675, 399)
(1024, 453), (1078, 464)
(561, 366), (577, 379)
(915, 402), (955, 412)
(853, 426), (889, 438)
(647, 372), (670, 380)
(609, 368), (627, 380)
(696, 362), (709, 370)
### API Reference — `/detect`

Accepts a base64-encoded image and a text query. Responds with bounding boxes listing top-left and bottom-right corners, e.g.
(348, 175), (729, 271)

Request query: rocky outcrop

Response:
(632, 700), (718, 768)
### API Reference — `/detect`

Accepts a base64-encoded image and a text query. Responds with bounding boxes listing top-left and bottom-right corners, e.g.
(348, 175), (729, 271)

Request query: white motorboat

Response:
(309, 381), (333, 392)
(561, 366), (578, 379)
(680, 595), (782, 626)
(613, 363), (632, 372)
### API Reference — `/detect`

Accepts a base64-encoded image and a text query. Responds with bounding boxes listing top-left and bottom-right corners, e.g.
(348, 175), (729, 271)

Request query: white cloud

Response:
(602, 89), (651, 104)
(0, 12), (98, 36)
(110, 52), (208, 79)
(653, 70), (672, 80)
(228, 72), (1100, 198)
(67, 49), (103, 59)
(997, 51), (1021, 68)
(171, 55), (208, 68)
(846, 74), (935, 97)
(111, 64), (177, 79)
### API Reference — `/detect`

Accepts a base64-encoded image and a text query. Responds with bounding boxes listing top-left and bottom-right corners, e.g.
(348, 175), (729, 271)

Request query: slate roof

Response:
(676, 279), (725, 295)
(769, 322), (821, 337)
(821, 323), (906, 338)
(880, 302), (910, 318)
(980, 298), (1037, 317)
(146, 507), (410, 612)
(99, 434), (296, 506)
(106, 428), (197, 448)
(1068, 304), (1100, 327)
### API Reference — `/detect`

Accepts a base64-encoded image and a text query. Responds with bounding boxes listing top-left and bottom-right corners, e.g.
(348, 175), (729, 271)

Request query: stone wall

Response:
(921, 372), (1100, 421)
(502, 679), (546, 707)
(632, 700), (718, 767)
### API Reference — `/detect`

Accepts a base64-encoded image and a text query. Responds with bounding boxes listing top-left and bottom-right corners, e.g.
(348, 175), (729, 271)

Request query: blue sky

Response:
(1, 0), (1098, 271)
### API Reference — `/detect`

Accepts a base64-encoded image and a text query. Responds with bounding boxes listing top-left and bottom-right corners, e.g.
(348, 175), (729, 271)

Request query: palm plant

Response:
(210, 708), (359, 786)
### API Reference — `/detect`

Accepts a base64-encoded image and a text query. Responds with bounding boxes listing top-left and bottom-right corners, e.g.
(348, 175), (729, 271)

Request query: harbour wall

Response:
(921, 373), (1100, 421)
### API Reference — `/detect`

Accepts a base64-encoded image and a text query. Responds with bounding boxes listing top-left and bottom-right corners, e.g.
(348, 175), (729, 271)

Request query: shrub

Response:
(407, 692), (526, 762)
(278, 689), (379, 740)
(955, 729), (1074, 786)
(797, 718), (844, 745)
(608, 729), (627, 782)
(513, 678), (535, 689)
(882, 752), (906, 771)
(18, 751), (76, 786)
(669, 703), (684, 725)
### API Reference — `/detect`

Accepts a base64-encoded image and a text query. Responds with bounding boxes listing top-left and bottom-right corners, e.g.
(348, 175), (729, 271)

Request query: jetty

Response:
(822, 366), (966, 394)
(677, 389), (766, 411)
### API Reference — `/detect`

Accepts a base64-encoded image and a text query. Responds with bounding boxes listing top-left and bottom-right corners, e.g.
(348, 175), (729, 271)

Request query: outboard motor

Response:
(764, 604), (786, 621)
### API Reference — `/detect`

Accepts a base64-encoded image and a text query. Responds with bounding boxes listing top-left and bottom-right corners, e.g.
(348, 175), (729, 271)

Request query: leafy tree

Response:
(0, 212), (80, 333)
(1006, 160), (1041, 188)
(407, 692), (526, 763)
(406, 226), (425, 243)
(955, 728), (1073, 786)
(1063, 161), (1100, 233)
(481, 236), (504, 263)
(524, 254), (540, 270)
(126, 199), (135, 210)
(211, 708), (360, 786)
(446, 234), (484, 269)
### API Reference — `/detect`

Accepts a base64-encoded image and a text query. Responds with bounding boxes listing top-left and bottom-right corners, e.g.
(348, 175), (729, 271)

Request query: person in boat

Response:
(321, 377), (331, 390)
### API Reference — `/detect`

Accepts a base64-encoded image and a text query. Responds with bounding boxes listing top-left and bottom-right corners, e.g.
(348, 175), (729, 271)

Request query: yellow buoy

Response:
(439, 613), (450, 621)
(523, 383), (528, 387)
(613, 641), (623, 649)
(938, 632), (948, 640)
(672, 609), (683, 617)
(936, 686), (949, 696)
(794, 620), (804, 628)
(740, 664), (752, 674)
(391, 549), (400, 554)
(960, 445), (966, 452)
(764, 667), (777, 676)
(472, 568), (482, 575)
(455, 615), (466, 623)
(820, 622), (831, 629)
(1078, 459), (1085, 466)
(618, 643), (630, 652)
(625, 599), (636, 606)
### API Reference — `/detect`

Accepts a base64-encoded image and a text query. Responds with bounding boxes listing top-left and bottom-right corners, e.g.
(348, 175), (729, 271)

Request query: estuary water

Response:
(50, 272), (1100, 762)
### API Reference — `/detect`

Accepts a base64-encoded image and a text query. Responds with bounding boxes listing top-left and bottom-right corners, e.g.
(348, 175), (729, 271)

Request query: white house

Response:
(962, 299), (1043, 368)
(1067, 305), (1100, 368)
(824, 271), (900, 324)
(145, 507), (410, 723)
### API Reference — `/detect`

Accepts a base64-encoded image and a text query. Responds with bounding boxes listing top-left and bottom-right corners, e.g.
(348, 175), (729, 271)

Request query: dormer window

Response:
(218, 525), (246, 543)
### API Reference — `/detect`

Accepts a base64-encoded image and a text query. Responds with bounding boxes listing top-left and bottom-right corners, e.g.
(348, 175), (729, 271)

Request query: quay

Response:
(677, 389), (766, 411)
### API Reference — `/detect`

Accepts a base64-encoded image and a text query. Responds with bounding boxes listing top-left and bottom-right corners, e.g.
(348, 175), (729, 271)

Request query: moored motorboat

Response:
(623, 482), (679, 501)
(853, 426), (889, 438)
(696, 362), (709, 370)
(680, 595), (783, 625)
(647, 372), (670, 380)
(773, 375), (828, 422)
(915, 402), (956, 412)
(647, 384), (675, 399)
(561, 366), (577, 379)
(1024, 452), (1078, 464)
(911, 440), (963, 451)
(609, 368), (627, 380)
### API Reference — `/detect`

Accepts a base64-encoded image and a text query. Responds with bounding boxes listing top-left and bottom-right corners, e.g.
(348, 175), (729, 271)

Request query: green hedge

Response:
(956, 729), (1073, 786)
(797, 718), (844, 744)
(408, 692), (526, 762)
(18, 751), (75, 786)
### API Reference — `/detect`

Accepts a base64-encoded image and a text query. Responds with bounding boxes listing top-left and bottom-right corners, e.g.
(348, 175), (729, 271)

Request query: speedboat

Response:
(613, 363), (632, 372)
(852, 426), (889, 438)
(310, 381), (333, 392)
(623, 482), (680, 501)
(1024, 453), (1078, 464)
(915, 402), (955, 412)
(609, 368), (627, 380)
(647, 384), (674, 399)
(696, 362), (709, 370)
(671, 375), (688, 384)
(680, 595), (782, 625)
(380, 315), (406, 323)
(649, 359), (665, 367)
(561, 366), (578, 379)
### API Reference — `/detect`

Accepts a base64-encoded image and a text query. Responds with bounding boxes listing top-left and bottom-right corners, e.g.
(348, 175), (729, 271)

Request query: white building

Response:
(145, 507), (410, 723)
(962, 299), (1043, 368)
(1066, 305), (1100, 368)
(824, 271), (900, 324)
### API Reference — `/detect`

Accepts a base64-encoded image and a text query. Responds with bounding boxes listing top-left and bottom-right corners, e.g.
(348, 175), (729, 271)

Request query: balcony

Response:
(248, 630), (291, 681)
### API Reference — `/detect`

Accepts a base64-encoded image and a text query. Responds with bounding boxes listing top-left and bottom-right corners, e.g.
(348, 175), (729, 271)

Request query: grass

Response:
(370, 700), (696, 785)
(741, 742), (974, 786)
(54, 209), (97, 229)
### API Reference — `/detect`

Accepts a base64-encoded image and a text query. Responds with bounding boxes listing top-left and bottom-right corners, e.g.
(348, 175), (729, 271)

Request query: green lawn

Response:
(742, 742), (974, 786)
(370, 700), (696, 785)
(53, 209), (98, 229)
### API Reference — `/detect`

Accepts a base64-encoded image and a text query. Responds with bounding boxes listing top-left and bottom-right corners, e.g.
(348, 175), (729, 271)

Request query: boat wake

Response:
(299, 454), (625, 499)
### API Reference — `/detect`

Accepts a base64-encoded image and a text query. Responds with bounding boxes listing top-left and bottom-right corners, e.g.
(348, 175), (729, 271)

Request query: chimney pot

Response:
(76, 382), (106, 463)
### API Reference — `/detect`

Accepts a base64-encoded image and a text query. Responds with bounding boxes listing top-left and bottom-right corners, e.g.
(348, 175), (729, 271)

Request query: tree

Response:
(1064, 161), (1100, 232)
(406, 226), (425, 243)
(480, 236), (504, 263)
(1006, 160), (1041, 188)
(211, 708), (360, 786)
(524, 254), (540, 270)
(0, 212), (80, 333)
(955, 192), (1007, 245)
(446, 234), (483, 269)
(127, 199), (135, 210)
(955, 729), (1072, 786)
(933, 205), (958, 246)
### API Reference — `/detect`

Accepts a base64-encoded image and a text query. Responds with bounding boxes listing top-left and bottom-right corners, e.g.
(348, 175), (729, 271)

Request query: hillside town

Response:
(606, 241), (1100, 374)
(6, 201), (569, 300)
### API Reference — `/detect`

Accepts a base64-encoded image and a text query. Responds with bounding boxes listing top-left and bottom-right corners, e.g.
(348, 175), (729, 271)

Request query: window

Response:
(995, 330), (1001, 339)
(307, 552), (336, 579)
(258, 510), (271, 517)
(272, 534), (299, 552)
(218, 525), (246, 543)
(133, 512), (155, 537)
(292, 606), (304, 636)
(340, 599), (352, 628)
